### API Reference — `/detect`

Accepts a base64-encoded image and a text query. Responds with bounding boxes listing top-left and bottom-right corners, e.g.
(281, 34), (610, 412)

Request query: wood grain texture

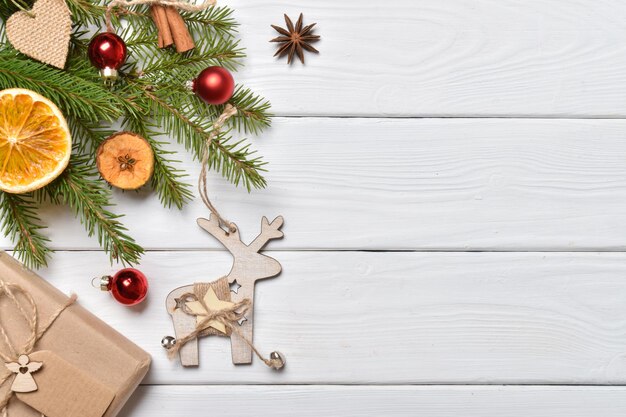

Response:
(5, 118), (626, 254)
(120, 385), (626, 417)
(32, 250), (626, 385)
(229, 0), (626, 117)
(6, 1), (626, 412)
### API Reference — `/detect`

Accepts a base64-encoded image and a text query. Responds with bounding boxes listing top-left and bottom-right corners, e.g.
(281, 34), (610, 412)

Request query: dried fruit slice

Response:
(0, 88), (72, 194)
(96, 132), (154, 190)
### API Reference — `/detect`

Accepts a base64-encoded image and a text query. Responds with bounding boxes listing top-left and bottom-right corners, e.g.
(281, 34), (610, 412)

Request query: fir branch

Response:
(41, 156), (144, 265)
(119, 5), (238, 42)
(124, 27), (244, 75)
(0, 192), (51, 268)
(67, 116), (116, 156)
(122, 112), (194, 208)
(147, 137), (194, 209)
(0, 51), (123, 122)
(0, 2), (275, 265)
(0, 0), (20, 22)
(142, 88), (267, 190)
(229, 86), (272, 135)
(65, 0), (106, 26)
(181, 6), (238, 38)
(207, 130), (268, 190)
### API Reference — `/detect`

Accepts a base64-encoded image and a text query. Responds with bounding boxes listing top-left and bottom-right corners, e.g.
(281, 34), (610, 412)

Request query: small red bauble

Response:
(192, 66), (235, 105)
(88, 32), (127, 79)
(98, 268), (148, 306)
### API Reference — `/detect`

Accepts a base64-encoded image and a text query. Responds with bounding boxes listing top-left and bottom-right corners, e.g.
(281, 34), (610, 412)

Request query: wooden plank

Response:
(120, 385), (626, 417)
(230, 0), (626, 117)
(32, 250), (626, 385)
(4, 118), (626, 252)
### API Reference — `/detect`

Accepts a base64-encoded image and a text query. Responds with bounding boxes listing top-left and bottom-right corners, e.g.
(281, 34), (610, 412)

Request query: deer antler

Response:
(248, 216), (284, 253)
(197, 215), (243, 251)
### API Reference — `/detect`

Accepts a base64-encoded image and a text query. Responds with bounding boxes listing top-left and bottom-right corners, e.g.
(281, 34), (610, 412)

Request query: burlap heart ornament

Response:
(6, 0), (71, 69)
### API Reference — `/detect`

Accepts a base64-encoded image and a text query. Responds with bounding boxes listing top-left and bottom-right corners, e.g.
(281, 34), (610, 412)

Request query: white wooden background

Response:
(5, 0), (626, 415)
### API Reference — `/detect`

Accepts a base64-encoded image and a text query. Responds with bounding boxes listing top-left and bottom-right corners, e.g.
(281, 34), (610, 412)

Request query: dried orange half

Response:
(0, 88), (71, 194)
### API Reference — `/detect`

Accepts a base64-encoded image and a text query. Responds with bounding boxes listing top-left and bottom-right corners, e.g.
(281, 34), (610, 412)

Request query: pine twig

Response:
(207, 130), (268, 190)
(122, 113), (194, 209)
(149, 137), (194, 209)
(64, 0), (107, 26)
(142, 88), (268, 190)
(67, 116), (116, 156)
(40, 156), (144, 266)
(0, 51), (123, 122)
(181, 6), (238, 38)
(229, 86), (272, 135)
(0, 192), (51, 268)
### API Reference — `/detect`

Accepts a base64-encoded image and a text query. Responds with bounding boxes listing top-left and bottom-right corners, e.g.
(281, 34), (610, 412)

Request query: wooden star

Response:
(185, 287), (234, 334)
(229, 279), (242, 294)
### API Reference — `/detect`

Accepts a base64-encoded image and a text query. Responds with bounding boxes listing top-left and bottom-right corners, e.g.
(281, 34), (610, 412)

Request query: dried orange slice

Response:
(0, 88), (71, 194)
(96, 132), (154, 190)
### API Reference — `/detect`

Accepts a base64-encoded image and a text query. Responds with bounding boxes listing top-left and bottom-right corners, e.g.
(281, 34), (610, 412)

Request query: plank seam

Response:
(54, 114), (621, 120)
(7, 248), (626, 254)
(136, 383), (626, 387)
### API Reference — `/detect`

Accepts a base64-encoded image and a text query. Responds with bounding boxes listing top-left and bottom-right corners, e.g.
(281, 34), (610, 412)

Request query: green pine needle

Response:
(0, 50), (123, 122)
(40, 156), (144, 265)
(230, 86), (273, 135)
(0, 192), (51, 268)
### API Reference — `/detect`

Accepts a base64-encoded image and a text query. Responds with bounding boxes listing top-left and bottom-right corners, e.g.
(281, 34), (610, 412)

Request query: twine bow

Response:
(0, 281), (76, 413)
(167, 283), (284, 370)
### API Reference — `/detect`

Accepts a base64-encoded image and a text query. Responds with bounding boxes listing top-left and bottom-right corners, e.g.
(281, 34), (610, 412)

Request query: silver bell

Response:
(161, 336), (177, 349)
(269, 351), (286, 370)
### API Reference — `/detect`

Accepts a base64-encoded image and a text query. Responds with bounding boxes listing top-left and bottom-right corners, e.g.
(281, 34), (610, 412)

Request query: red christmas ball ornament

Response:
(88, 32), (127, 80)
(192, 66), (235, 105)
(96, 268), (148, 306)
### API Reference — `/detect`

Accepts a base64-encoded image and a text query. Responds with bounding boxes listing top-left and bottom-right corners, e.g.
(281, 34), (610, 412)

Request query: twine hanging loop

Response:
(105, 0), (216, 32)
(198, 104), (238, 233)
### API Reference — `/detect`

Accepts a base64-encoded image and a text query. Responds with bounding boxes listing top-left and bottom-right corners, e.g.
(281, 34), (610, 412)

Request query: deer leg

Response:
(166, 286), (200, 367)
(172, 309), (200, 366)
(230, 286), (254, 364)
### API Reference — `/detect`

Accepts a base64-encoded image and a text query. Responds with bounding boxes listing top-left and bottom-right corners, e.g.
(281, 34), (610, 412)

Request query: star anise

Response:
(271, 14), (320, 64)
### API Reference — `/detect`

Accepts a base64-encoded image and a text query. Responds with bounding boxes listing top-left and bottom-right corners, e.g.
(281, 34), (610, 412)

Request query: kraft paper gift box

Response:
(0, 251), (151, 417)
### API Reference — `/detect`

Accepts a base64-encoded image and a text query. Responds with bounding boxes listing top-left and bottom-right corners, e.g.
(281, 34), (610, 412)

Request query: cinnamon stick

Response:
(165, 6), (195, 53)
(151, 5), (173, 48)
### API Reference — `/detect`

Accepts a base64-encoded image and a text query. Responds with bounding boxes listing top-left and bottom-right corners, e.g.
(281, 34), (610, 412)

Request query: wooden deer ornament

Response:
(165, 214), (284, 366)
